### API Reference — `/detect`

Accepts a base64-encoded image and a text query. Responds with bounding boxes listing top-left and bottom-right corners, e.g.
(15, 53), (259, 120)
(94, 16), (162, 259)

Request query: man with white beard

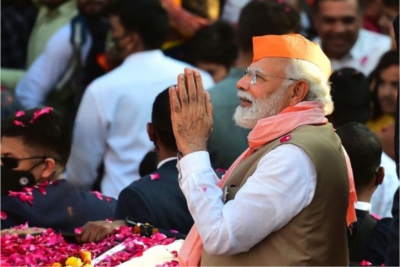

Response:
(169, 34), (357, 266)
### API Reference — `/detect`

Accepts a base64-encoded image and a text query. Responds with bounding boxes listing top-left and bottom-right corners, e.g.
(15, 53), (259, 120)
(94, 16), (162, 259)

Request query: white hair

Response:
(281, 59), (333, 115)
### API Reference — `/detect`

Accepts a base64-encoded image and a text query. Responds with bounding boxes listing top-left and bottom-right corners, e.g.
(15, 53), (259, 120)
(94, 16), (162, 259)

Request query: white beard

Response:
(234, 87), (288, 129)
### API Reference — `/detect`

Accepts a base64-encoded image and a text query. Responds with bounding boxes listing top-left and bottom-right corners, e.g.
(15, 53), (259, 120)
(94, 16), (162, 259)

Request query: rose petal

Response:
(105, 197), (112, 202)
(74, 227), (82, 235)
(13, 120), (25, 127)
(91, 191), (103, 200)
(150, 173), (160, 180)
(36, 186), (47, 195)
(169, 230), (178, 233)
(201, 187), (207, 192)
(15, 111), (25, 117)
(1, 211), (7, 220)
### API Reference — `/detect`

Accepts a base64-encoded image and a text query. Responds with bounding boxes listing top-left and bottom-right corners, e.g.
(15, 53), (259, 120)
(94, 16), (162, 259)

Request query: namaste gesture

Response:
(169, 68), (214, 156)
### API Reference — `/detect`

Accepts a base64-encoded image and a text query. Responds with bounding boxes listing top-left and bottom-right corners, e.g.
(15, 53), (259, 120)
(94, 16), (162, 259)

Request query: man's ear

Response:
(41, 158), (56, 179)
(375, 167), (385, 185)
(147, 123), (154, 142)
(288, 80), (309, 106)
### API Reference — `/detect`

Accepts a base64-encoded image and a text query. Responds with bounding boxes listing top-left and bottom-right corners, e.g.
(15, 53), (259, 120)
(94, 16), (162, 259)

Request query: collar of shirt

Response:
(157, 157), (178, 169)
(355, 201), (372, 212)
(122, 49), (165, 66)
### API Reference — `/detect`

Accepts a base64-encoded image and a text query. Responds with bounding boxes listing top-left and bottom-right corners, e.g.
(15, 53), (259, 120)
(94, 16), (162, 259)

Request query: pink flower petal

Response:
(360, 260), (372, 266)
(105, 197), (112, 202)
(360, 56), (368, 66)
(170, 229), (178, 233)
(13, 120), (25, 127)
(202, 187), (207, 192)
(74, 227), (82, 235)
(91, 191), (103, 200)
(1, 211), (7, 220)
(36, 186), (47, 195)
(15, 111), (25, 117)
(370, 213), (381, 220)
(106, 218), (115, 223)
(150, 173), (160, 180)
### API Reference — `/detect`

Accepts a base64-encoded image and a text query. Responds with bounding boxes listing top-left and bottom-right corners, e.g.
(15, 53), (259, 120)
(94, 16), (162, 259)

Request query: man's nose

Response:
(332, 21), (346, 34)
(237, 76), (250, 91)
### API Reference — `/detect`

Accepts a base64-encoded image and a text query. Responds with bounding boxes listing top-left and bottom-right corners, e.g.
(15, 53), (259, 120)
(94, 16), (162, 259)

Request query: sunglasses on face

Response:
(1, 156), (47, 169)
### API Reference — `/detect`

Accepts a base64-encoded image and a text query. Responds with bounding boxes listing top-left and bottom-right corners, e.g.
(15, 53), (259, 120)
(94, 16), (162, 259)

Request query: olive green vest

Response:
(201, 124), (349, 266)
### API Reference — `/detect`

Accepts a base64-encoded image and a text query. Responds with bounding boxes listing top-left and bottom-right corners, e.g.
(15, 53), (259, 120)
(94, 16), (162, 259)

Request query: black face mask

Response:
(1, 166), (35, 196)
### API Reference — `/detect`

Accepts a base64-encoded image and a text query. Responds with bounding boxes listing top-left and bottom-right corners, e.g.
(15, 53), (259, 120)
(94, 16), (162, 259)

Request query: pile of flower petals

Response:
(94, 231), (176, 266)
(1, 225), (176, 267)
(1, 228), (76, 266)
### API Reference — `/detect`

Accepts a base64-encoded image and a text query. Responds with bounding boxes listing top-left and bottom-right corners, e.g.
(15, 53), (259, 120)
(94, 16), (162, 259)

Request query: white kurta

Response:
(66, 50), (214, 199)
(177, 144), (316, 256)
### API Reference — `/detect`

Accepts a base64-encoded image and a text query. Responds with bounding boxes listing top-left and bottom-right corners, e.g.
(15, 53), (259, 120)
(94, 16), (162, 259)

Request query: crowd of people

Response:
(1, 0), (399, 266)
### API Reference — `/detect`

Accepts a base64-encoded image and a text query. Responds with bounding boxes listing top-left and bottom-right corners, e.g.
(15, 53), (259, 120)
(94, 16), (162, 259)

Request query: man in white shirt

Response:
(312, 0), (391, 76)
(170, 34), (352, 266)
(66, 0), (213, 199)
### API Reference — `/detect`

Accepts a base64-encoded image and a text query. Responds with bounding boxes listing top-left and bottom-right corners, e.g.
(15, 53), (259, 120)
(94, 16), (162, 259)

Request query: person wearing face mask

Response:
(65, 0), (214, 200)
(0, 108), (117, 234)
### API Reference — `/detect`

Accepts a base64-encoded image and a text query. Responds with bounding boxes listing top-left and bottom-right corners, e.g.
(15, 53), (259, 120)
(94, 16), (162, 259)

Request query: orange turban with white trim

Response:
(252, 34), (332, 79)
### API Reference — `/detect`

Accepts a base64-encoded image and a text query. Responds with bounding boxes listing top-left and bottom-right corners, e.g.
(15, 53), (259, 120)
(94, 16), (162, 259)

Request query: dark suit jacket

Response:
(347, 209), (392, 265)
(1, 179), (117, 232)
(115, 159), (194, 235)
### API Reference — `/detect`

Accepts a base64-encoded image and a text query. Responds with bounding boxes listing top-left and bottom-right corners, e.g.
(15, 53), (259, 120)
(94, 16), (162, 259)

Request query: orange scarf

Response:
(178, 101), (357, 267)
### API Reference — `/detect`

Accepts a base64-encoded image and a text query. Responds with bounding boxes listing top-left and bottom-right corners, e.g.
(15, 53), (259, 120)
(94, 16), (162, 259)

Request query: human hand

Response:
(76, 220), (125, 243)
(1, 227), (46, 237)
(169, 68), (213, 156)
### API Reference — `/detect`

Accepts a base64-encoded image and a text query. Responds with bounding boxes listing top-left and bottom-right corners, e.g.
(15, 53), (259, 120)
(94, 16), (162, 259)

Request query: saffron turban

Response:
(252, 34), (332, 79)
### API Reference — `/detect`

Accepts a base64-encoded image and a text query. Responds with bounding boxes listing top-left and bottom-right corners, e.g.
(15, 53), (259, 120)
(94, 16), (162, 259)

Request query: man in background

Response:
(15, 0), (111, 128)
(66, 0), (213, 199)
(337, 122), (391, 265)
(1, 0), (78, 90)
(313, 0), (391, 75)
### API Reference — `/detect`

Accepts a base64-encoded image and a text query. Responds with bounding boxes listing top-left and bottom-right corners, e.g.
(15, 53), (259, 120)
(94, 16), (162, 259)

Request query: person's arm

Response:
(178, 145), (316, 255)
(15, 25), (74, 109)
(66, 85), (107, 190)
(1, 198), (27, 230)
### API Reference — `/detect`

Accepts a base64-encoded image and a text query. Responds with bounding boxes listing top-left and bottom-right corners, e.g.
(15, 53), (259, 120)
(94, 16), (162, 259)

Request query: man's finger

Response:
(185, 68), (197, 104)
(177, 73), (188, 108)
(205, 92), (213, 119)
(169, 86), (182, 115)
(80, 224), (92, 242)
(95, 229), (107, 242)
(194, 69), (205, 107)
